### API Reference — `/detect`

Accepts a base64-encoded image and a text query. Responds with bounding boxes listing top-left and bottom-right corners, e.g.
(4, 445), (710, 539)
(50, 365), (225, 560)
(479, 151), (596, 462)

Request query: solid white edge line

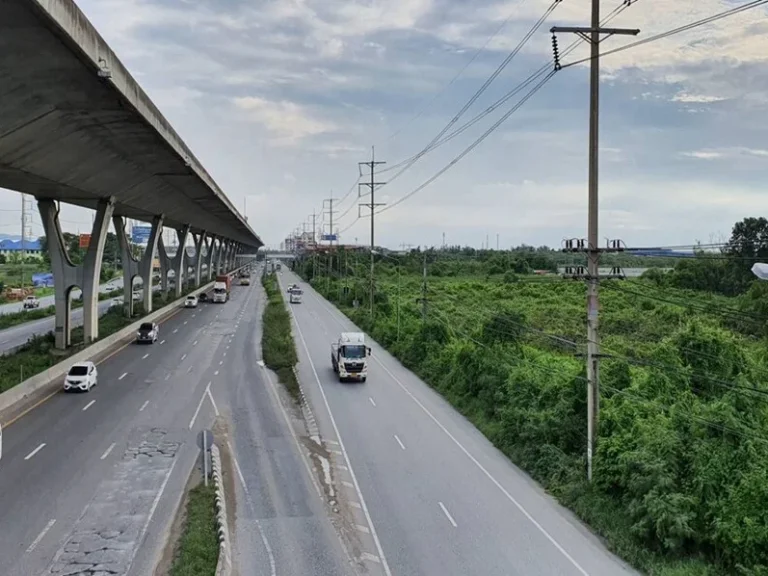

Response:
(188, 383), (210, 430)
(302, 275), (591, 576)
(207, 388), (220, 417)
(227, 439), (277, 576)
(26, 518), (56, 553)
(439, 501), (458, 528)
(127, 457), (177, 574)
(82, 400), (96, 412)
(394, 434), (406, 451)
(100, 442), (116, 460)
(283, 285), (393, 576)
(24, 443), (46, 460)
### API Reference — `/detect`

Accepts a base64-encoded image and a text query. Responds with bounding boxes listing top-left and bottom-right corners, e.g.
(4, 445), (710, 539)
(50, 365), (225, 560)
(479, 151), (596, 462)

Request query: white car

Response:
(185, 295), (198, 308)
(64, 361), (98, 392)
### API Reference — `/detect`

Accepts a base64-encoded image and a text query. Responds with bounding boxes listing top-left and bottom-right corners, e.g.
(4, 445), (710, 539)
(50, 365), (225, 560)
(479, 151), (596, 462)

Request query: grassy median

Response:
(169, 482), (219, 576)
(261, 272), (299, 399)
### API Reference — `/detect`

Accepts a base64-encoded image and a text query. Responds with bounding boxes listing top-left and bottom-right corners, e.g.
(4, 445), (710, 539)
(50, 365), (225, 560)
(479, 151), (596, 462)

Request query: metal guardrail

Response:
(211, 443), (232, 576)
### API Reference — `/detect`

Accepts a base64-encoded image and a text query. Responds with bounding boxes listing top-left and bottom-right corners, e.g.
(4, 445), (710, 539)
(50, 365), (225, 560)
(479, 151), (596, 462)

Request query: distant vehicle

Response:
(104, 284), (117, 293)
(276, 262), (282, 271)
(23, 295), (40, 309)
(185, 295), (198, 308)
(289, 288), (303, 304)
(331, 332), (371, 382)
(240, 276), (251, 286)
(136, 321), (159, 344)
(198, 292), (208, 302)
(64, 361), (98, 392)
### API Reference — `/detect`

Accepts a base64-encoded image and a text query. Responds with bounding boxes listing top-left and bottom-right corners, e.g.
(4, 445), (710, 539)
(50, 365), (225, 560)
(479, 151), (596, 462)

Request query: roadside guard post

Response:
(198, 429), (213, 487)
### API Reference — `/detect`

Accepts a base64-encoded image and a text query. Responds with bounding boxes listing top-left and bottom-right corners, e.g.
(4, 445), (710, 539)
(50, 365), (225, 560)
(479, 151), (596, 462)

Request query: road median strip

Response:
(261, 272), (299, 399)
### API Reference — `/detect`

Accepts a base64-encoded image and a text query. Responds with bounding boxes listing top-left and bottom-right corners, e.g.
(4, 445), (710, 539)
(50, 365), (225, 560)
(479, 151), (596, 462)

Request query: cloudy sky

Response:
(2, 0), (767, 250)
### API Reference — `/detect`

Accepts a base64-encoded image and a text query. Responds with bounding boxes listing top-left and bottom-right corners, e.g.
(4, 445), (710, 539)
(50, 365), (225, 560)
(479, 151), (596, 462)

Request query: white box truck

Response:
(331, 332), (371, 382)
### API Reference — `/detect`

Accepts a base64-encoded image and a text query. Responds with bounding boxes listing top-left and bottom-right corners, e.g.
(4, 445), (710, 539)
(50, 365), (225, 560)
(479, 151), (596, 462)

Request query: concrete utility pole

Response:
(358, 147), (386, 317)
(420, 252), (428, 321)
(323, 195), (338, 291)
(551, 12), (639, 483)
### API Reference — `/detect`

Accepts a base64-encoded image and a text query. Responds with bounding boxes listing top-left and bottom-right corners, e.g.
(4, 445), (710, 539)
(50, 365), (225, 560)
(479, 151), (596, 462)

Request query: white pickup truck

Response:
(23, 295), (40, 309)
(331, 332), (371, 382)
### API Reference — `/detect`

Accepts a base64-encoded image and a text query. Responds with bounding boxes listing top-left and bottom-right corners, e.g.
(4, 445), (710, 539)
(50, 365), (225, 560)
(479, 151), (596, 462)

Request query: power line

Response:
(560, 0), (768, 69)
(379, 0), (565, 185)
(378, 70), (557, 215)
(380, 0), (640, 175)
(382, 3), (521, 143)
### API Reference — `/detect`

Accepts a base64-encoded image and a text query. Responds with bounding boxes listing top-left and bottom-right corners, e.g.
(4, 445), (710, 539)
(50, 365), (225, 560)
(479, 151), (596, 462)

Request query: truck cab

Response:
(212, 282), (228, 303)
(331, 332), (371, 382)
(289, 288), (303, 304)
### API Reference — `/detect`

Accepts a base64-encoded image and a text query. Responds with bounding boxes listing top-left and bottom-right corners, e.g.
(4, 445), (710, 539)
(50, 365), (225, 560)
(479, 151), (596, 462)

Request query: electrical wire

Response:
(560, 0), (768, 69)
(379, 0), (564, 185)
(382, 2), (522, 143)
(380, 0), (639, 176)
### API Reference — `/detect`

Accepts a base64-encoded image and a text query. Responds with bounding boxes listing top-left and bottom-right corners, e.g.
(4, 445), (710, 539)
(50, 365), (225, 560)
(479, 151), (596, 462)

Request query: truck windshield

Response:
(213, 288), (225, 293)
(341, 345), (366, 359)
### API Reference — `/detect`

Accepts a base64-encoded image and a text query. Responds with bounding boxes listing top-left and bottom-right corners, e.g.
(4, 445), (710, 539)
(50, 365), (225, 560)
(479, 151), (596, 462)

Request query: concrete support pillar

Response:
(158, 226), (190, 299)
(216, 239), (226, 275)
(39, 198), (115, 349)
(204, 236), (214, 281)
(192, 232), (206, 286)
(113, 214), (163, 316)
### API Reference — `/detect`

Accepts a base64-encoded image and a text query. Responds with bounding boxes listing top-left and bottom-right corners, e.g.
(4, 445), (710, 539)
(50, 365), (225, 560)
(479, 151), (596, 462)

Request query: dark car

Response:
(136, 322), (159, 344)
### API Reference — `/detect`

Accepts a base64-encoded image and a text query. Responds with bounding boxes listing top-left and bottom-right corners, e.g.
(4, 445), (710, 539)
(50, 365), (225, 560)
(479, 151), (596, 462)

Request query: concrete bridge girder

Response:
(38, 198), (115, 349)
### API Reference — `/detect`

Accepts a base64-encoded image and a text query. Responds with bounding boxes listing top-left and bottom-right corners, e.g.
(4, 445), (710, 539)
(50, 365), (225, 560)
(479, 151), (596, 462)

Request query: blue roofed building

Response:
(0, 238), (43, 259)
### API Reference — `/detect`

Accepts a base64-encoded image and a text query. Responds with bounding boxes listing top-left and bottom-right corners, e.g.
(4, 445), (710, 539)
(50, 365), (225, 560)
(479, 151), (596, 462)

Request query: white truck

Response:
(331, 332), (371, 382)
(212, 281), (228, 303)
(289, 288), (302, 304)
(23, 295), (40, 309)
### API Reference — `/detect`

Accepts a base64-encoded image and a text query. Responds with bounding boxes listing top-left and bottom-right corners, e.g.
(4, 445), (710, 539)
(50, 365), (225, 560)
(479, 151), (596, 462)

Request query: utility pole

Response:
(417, 252), (428, 321)
(323, 196), (338, 293)
(551, 14), (639, 483)
(496, 233), (499, 251)
(442, 232), (446, 250)
(312, 210), (317, 280)
(358, 147), (386, 317)
(20, 194), (33, 292)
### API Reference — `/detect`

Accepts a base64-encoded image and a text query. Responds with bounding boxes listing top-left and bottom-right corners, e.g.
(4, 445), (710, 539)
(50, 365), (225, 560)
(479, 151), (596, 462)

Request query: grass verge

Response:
(169, 481), (219, 576)
(261, 272), (299, 399)
(0, 306), (136, 393)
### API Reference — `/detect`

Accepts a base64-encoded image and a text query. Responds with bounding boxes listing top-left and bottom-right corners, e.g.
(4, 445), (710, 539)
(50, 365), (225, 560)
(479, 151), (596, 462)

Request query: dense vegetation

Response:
(294, 217), (768, 576)
(261, 272), (299, 398)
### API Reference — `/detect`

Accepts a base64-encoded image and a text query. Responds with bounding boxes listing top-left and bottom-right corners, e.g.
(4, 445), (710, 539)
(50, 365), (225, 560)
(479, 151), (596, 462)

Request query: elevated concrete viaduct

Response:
(0, 0), (263, 348)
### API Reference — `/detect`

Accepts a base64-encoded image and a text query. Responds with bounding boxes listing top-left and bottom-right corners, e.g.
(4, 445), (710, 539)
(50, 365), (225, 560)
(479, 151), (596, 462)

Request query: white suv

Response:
(64, 361), (98, 392)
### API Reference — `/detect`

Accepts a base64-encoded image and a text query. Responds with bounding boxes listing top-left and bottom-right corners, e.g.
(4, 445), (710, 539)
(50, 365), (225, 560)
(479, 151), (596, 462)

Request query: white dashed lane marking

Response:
(100, 443), (116, 460)
(24, 443), (46, 460)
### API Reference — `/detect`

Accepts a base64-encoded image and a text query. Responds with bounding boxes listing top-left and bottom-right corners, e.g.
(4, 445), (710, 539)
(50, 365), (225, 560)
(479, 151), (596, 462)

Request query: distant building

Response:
(0, 238), (43, 259)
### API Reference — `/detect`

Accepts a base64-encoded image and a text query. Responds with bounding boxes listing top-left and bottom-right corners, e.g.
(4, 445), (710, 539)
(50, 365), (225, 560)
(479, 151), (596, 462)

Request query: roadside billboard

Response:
(131, 225), (152, 244)
(32, 272), (54, 287)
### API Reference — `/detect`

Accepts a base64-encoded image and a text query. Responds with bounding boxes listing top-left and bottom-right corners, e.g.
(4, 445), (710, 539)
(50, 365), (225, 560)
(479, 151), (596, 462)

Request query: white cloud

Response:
(232, 97), (337, 144)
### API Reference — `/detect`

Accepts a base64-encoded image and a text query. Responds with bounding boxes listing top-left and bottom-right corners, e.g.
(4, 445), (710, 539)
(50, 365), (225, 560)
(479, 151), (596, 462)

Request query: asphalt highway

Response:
(279, 268), (639, 576)
(0, 276), (124, 316)
(0, 276), (244, 575)
(216, 270), (355, 576)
